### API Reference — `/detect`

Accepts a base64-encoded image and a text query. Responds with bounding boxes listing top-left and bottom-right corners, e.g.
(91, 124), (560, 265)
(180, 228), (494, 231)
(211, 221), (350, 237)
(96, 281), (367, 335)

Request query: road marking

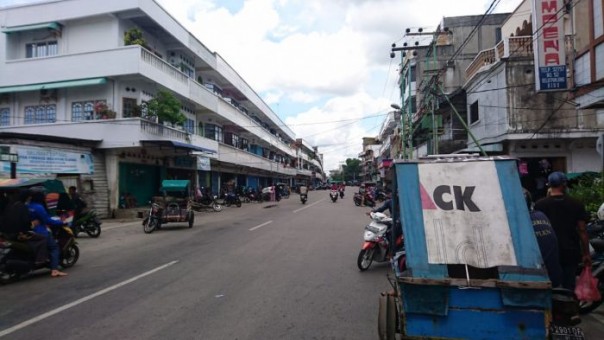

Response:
(249, 220), (273, 231)
(292, 199), (325, 213)
(0, 260), (179, 338)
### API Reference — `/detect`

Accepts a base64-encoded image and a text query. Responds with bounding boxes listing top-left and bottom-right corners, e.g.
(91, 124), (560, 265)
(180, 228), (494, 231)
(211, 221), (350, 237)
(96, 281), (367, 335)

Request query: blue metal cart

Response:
(383, 156), (552, 339)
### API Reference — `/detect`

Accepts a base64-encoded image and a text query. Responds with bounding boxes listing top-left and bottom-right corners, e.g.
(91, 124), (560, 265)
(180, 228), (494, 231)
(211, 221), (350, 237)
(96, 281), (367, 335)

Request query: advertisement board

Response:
(0, 145), (93, 174)
(532, 0), (567, 91)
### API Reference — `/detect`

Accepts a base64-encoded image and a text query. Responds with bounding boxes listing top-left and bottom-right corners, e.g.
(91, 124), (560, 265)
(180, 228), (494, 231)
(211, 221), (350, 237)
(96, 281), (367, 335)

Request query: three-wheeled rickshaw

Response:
(378, 155), (568, 339)
(143, 180), (195, 233)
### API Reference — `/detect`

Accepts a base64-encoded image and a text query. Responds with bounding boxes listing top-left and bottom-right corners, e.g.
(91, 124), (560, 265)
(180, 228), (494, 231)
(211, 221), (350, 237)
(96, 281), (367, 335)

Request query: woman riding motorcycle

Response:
(28, 191), (68, 277)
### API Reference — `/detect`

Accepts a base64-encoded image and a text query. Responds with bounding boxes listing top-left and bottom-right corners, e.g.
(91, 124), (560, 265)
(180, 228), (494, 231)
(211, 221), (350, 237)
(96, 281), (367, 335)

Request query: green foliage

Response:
(341, 158), (361, 182)
(568, 172), (604, 218)
(124, 28), (146, 46)
(145, 90), (185, 126)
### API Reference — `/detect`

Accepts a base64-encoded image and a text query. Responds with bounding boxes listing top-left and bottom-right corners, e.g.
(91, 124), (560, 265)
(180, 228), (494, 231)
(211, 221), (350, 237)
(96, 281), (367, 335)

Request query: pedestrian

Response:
(525, 189), (562, 287)
(534, 171), (591, 290)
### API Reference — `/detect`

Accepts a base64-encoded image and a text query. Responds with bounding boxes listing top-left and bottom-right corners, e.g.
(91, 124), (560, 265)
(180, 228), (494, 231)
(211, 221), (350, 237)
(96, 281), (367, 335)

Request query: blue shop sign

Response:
(538, 65), (567, 91)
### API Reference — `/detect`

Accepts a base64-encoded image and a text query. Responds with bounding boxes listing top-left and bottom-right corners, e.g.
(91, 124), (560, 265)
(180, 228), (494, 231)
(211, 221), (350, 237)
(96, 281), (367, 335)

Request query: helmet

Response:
(597, 202), (604, 221)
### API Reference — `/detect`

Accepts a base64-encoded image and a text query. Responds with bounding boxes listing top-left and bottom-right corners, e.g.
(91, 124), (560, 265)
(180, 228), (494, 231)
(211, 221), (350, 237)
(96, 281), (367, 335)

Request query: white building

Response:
(0, 0), (323, 216)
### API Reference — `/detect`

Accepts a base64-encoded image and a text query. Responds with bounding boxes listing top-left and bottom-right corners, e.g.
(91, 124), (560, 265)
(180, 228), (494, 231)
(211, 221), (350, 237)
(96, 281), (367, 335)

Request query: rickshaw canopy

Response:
(160, 180), (190, 192)
(0, 178), (65, 193)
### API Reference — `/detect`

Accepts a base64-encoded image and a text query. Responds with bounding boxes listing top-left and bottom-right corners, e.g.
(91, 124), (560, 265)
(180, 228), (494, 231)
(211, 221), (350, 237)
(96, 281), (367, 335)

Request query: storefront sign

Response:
(0, 145), (93, 174)
(197, 156), (211, 171)
(532, 0), (567, 91)
(418, 162), (517, 267)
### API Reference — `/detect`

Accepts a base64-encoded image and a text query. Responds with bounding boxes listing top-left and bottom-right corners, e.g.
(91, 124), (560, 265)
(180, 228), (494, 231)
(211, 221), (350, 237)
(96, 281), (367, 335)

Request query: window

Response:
(231, 134), (240, 148)
(71, 100), (106, 121)
(205, 124), (224, 142)
(470, 101), (479, 124)
(240, 138), (248, 151)
(0, 108), (9, 126)
(197, 122), (204, 136)
(24, 104), (56, 124)
(495, 28), (502, 44)
(183, 118), (195, 134)
(595, 0), (603, 38)
(123, 98), (137, 118)
(596, 43), (604, 80)
(25, 41), (58, 58)
(410, 65), (416, 82)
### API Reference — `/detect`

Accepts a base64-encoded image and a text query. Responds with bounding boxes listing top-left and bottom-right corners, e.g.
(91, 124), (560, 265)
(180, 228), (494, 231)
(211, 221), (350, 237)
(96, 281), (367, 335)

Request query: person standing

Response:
(534, 171), (591, 290)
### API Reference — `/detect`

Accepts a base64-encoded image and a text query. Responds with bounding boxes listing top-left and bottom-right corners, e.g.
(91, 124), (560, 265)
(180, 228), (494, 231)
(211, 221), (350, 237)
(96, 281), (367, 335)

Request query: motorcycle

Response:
(190, 194), (222, 212)
(222, 192), (242, 207)
(0, 225), (79, 283)
(142, 202), (162, 233)
(329, 190), (338, 203)
(58, 209), (101, 238)
(357, 212), (391, 271)
(339, 187), (345, 199)
(300, 193), (308, 204)
(353, 192), (375, 207)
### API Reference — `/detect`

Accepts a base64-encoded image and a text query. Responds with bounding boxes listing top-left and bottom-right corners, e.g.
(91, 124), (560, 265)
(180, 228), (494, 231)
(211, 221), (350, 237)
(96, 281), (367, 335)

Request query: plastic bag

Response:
(575, 267), (601, 302)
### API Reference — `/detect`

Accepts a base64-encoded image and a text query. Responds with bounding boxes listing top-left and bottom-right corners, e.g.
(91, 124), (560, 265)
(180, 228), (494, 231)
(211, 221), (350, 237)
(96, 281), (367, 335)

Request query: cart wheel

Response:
(188, 212), (194, 228)
(357, 249), (374, 271)
(378, 294), (398, 340)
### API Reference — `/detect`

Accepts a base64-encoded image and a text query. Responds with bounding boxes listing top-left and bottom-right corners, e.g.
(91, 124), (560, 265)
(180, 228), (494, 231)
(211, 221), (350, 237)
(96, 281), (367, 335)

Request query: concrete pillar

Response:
(105, 151), (119, 215)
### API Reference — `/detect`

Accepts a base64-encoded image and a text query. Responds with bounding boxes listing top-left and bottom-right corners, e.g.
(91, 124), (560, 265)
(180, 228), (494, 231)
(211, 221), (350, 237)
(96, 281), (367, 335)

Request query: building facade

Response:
(0, 0), (323, 216)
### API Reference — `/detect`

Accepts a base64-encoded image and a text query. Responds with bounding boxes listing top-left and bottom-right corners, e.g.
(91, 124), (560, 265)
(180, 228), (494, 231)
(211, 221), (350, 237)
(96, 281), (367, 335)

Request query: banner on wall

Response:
(0, 145), (93, 174)
(197, 156), (211, 171)
(531, 0), (567, 92)
(418, 162), (517, 268)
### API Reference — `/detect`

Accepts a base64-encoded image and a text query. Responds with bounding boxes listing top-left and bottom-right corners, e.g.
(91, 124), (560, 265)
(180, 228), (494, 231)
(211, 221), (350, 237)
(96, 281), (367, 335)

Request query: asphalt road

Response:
(0, 190), (392, 340)
(1, 189), (603, 339)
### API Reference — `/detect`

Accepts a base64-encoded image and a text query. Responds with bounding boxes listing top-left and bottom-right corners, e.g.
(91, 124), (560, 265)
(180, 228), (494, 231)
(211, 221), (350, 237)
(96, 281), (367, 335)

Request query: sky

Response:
(1, 0), (523, 172)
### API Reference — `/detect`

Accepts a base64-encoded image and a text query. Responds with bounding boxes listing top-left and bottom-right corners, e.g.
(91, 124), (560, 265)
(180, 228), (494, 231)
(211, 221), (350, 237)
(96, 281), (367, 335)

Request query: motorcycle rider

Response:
(367, 189), (392, 216)
(28, 190), (68, 277)
(0, 189), (48, 265)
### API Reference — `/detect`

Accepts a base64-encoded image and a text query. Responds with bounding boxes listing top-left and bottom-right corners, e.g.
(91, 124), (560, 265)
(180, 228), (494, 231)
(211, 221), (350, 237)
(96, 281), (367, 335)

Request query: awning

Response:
(142, 140), (217, 154)
(0, 178), (65, 192)
(2, 22), (61, 34)
(0, 78), (107, 94)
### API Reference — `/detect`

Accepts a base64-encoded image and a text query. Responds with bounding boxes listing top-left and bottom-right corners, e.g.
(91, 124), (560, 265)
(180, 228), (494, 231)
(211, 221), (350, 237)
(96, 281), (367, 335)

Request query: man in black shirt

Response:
(534, 172), (591, 290)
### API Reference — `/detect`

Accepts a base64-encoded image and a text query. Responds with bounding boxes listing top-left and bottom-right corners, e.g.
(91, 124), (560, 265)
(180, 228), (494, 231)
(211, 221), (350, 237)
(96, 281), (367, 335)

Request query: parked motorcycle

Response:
(58, 209), (101, 238)
(223, 192), (242, 207)
(329, 190), (338, 203)
(142, 202), (162, 233)
(0, 226), (79, 283)
(357, 212), (391, 271)
(353, 192), (375, 207)
(190, 194), (222, 212)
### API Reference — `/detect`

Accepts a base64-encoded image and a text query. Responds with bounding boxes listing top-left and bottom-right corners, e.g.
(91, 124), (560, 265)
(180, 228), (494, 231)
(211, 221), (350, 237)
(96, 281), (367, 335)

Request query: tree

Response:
(343, 158), (361, 182)
(145, 90), (186, 126)
(124, 28), (146, 46)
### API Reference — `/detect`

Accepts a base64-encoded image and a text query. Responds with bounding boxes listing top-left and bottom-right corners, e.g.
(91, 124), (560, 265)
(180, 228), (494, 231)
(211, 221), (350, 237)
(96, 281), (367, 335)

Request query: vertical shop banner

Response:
(532, 0), (567, 91)
(418, 162), (517, 267)
(0, 145), (93, 174)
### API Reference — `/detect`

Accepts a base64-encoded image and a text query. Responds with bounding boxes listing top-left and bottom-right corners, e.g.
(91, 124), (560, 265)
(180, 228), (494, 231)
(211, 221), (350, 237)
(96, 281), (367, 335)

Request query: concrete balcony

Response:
(216, 144), (296, 176)
(465, 36), (533, 82)
(1, 118), (219, 152)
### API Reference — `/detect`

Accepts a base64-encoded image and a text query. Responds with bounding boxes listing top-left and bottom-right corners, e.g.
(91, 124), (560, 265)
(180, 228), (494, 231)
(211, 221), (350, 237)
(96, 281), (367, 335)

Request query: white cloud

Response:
(156, 0), (523, 171)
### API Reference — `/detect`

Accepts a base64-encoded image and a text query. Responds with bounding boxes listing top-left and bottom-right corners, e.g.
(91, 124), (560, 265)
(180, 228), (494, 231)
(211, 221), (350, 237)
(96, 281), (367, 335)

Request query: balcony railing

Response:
(465, 36), (533, 81)
(140, 119), (189, 141)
